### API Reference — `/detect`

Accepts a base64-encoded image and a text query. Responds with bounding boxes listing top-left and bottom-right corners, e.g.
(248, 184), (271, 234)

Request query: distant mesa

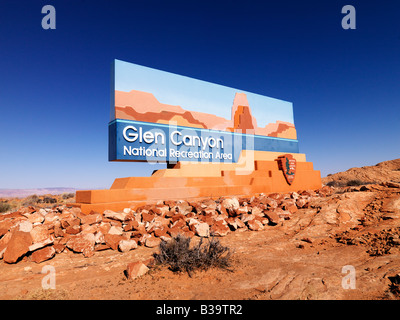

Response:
(114, 90), (297, 140)
(0, 188), (77, 198)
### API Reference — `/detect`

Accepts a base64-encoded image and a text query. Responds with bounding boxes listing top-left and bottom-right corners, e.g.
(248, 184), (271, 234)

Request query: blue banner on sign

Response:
(109, 119), (299, 163)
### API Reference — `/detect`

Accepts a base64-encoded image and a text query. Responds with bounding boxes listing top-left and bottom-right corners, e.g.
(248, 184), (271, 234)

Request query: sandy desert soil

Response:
(1, 159), (400, 300)
(0, 188), (399, 300)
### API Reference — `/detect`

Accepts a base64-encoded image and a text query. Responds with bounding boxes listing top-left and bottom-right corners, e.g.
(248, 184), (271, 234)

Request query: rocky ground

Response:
(1, 159), (400, 300)
(322, 158), (400, 186)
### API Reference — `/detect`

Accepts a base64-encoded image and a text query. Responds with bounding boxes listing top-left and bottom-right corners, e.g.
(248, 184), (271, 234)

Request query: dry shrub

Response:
(22, 194), (39, 206)
(346, 179), (365, 186)
(153, 234), (233, 276)
(62, 193), (75, 200)
(0, 202), (12, 213)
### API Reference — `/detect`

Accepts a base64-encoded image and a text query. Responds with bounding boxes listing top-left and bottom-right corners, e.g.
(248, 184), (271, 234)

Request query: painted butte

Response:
(73, 62), (321, 213)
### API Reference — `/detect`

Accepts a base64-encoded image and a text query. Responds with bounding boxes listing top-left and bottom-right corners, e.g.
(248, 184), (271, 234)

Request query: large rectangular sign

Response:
(109, 59), (299, 163)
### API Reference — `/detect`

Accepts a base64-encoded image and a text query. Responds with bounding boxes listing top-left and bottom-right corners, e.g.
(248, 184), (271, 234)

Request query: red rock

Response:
(0, 219), (13, 233)
(211, 221), (230, 237)
(163, 200), (177, 208)
(104, 210), (127, 222)
(108, 219), (123, 227)
(141, 211), (154, 223)
(164, 210), (175, 218)
(81, 224), (98, 234)
(296, 198), (309, 209)
(286, 204), (298, 214)
(31, 246), (56, 263)
(66, 233), (95, 257)
(137, 233), (151, 246)
(160, 235), (172, 242)
(43, 211), (59, 224)
(70, 207), (82, 216)
(65, 225), (81, 235)
(18, 220), (33, 233)
(174, 201), (192, 215)
(290, 191), (300, 200)
(118, 239), (138, 252)
(220, 197), (240, 217)
(145, 236), (161, 248)
(108, 225), (123, 235)
(247, 219), (264, 231)
(184, 230), (195, 238)
(300, 190), (316, 197)
(264, 198), (278, 209)
(19, 206), (36, 215)
(60, 217), (78, 229)
(27, 212), (45, 224)
(123, 220), (139, 232)
(318, 186), (333, 197)
(104, 234), (125, 250)
(80, 213), (102, 225)
(226, 217), (238, 230)
(194, 222), (210, 237)
(199, 198), (218, 210)
(153, 227), (168, 238)
(187, 218), (199, 232)
(277, 209), (291, 220)
(54, 222), (64, 238)
(258, 216), (270, 225)
(201, 216), (214, 226)
(383, 182), (400, 188)
(0, 231), (12, 259)
(250, 206), (264, 216)
(237, 206), (249, 215)
(280, 199), (296, 209)
(29, 238), (54, 252)
(30, 225), (51, 243)
(240, 214), (255, 223)
(168, 226), (185, 238)
(53, 243), (65, 253)
(171, 219), (186, 229)
(125, 261), (149, 280)
(3, 231), (33, 263)
(153, 216), (170, 228)
(142, 257), (156, 268)
(95, 244), (110, 251)
(0, 228), (8, 238)
(0, 211), (24, 222)
(98, 222), (111, 234)
(264, 210), (280, 225)
(268, 193), (283, 200)
(171, 213), (185, 223)
(133, 223), (147, 235)
(151, 205), (170, 216)
(235, 218), (246, 229)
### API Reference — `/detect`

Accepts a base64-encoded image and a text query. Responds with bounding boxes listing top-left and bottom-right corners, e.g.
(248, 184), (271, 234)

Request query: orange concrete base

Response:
(72, 152), (322, 214)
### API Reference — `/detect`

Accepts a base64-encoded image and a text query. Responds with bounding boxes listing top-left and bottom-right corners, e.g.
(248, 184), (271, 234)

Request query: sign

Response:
(109, 59), (299, 163)
(277, 154), (297, 185)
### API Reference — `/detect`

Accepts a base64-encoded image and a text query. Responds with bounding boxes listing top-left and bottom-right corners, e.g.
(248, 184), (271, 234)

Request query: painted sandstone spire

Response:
(113, 90), (297, 139)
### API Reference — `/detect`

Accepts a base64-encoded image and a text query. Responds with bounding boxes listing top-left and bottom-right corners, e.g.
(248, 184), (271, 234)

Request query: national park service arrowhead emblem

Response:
(277, 154), (296, 185)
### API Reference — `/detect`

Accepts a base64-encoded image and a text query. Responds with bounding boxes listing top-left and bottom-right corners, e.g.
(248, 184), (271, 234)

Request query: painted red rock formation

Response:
(113, 90), (297, 139)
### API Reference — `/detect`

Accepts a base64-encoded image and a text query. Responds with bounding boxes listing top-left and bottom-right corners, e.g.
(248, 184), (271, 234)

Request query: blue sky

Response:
(0, 0), (399, 189)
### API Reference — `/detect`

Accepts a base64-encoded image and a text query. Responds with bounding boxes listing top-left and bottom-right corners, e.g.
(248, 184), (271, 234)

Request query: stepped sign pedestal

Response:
(74, 59), (321, 213)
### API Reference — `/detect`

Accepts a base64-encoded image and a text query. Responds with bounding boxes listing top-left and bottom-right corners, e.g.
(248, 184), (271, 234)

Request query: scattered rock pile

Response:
(0, 186), (334, 264)
(336, 227), (400, 256)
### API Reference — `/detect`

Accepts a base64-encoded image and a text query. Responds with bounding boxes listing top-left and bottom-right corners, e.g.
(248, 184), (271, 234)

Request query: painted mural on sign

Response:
(109, 59), (299, 163)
